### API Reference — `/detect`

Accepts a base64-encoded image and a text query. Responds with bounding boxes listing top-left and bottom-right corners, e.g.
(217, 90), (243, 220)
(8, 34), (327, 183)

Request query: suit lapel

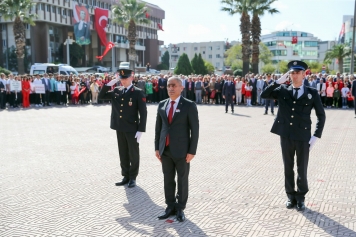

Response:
(161, 99), (170, 123)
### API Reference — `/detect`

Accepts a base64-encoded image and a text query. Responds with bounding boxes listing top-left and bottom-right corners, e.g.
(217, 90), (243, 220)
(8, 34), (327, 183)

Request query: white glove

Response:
(106, 79), (118, 87)
(309, 136), (318, 151)
(276, 72), (290, 84)
(135, 132), (143, 143)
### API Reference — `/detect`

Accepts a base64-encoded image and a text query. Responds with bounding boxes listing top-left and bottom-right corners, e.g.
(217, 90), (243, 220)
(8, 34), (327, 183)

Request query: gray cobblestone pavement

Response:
(1, 103), (356, 237)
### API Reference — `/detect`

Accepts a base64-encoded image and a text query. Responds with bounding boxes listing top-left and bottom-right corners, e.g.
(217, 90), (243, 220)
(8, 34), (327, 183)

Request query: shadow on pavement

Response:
(302, 208), (356, 236)
(115, 186), (208, 237)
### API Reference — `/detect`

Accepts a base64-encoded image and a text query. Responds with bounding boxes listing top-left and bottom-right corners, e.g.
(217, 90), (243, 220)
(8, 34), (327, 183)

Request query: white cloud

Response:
(187, 24), (212, 37)
(220, 24), (228, 33)
(274, 21), (302, 31)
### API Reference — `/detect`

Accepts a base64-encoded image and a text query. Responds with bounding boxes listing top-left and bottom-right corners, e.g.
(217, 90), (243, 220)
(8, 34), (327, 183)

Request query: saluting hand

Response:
(186, 154), (195, 163)
(276, 72), (289, 84)
(155, 150), (161, 163)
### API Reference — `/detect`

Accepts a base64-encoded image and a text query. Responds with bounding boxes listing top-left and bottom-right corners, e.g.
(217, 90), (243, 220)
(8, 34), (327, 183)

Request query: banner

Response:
(292, 36), (298, 44)
(34, 84), (45, 94)
(73, 2), (91, 45)
(57, 83), (66, 92)
(338, 23), (345, 44)
(95, 7), (109, 46)
(10, 81), (22, 91)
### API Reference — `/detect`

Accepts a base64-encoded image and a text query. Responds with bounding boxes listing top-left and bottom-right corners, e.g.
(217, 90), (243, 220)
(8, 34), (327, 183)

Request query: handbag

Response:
(210, 90), (216, 99)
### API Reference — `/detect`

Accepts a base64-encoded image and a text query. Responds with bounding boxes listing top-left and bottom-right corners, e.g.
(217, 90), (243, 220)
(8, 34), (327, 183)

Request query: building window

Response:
(265, 41), (276, 46)
(271, 50), (287, 56)
(62, 9), (67, 16)
(26, 24), (30, 30)
(52, 6), (56, 13)
(291, 31), (297, 36)
(216, 62), (220, 67)
(209, 46), (212, 50)
(216, 46), (220, 50)
(202, 51), (205, 54)
(208, 55), (212, 59)
(194, 47), (197, 51)
(293, 50), (298, 56)
(183, 47), (186, 51)
(2, 39), (6, 47)
(1, 24), (6, 31)
(216, 54), (221, 58)
(304, 41), (318, 47)
(57, 7), (61, 14)
(301, 32), (308, 37)
(276, 31), (290, 37)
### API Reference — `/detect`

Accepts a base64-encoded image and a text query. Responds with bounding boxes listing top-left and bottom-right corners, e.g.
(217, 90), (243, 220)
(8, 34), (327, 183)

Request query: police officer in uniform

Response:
(98, 69), (147, 188)
(261, 61), (326, 211)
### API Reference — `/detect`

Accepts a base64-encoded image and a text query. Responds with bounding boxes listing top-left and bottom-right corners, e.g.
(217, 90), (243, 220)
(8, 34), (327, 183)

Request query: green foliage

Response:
(191, 53), (199, 73)
(231, 60), (243, 71)
(259, 43), (273, 64)
(224, 44), (242, 66)
(157, 63), (168, 70)
(261, 63), (275, 74)
(330, 70), (337, 75)
(112, 0), (151, 28)
(277, 60), (289, 73)
(233, 69), (243, 76)
(57, 43), (85, 67)
(307, 61), (323, 73)
(197, 53), (208, 75)
(204, 60), (215, 74)
(0, 0), (37, 25)
(174, 53), (193, 75)
(324, 44), (351, 73)
(161, 51), (169, 69)
(3, 46), (18, 71)
(0, 67), (11, 76)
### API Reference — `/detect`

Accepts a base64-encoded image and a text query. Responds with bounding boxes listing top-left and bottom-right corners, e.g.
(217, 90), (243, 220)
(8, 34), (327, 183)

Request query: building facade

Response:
(160, 41), (239, 72)
(0, 0), (165, 72)
(261, 31), (319, 67)
(341, 15), (355, 73)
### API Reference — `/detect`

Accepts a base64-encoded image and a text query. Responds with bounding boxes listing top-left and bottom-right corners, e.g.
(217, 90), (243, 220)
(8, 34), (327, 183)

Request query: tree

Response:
(3, 45), (30, 72)
(277, 60), (289, 73)
(197, 53), (208, 75)
(161, 51), (170, 69)
(221, 0), (252, 76)
(156, 63), (168, 70)
(0, 67), (11, 76)
(259, 42), (273, 65)
(191, 53), (199, 73)
(57, 43), (85, 67)
(204, 60), (215, 74)
(224, 44), (242, 68)
(0, 0), (37, 74)
(308, 61), (323, 74)
(250, 0), (279, 73)
(324, 44), (351, 73)
(174, 53), (193, 75)
(112, 0), (150, 70)
(261, 63), (275, 74)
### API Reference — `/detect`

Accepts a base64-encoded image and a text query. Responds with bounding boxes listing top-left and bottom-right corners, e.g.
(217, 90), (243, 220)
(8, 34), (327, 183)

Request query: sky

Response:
(146, 0), (355, 45)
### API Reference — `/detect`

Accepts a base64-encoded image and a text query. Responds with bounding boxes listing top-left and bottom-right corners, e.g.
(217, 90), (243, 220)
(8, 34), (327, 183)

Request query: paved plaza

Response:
(1, 103), (356, 237)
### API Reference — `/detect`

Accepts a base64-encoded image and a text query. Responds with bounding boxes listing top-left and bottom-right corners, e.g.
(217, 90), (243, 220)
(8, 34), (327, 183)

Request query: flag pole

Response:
(351, 0), (356, 74)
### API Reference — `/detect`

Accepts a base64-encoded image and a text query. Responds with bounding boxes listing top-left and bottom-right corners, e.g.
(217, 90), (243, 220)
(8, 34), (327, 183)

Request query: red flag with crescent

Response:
(157, 23), (164, 31)
(95, 8), (114, 60)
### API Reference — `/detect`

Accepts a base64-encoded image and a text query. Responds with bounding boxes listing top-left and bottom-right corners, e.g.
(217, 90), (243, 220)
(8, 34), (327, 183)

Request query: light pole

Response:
(63, 37), (75, 65)
(351, 0), (356, 74)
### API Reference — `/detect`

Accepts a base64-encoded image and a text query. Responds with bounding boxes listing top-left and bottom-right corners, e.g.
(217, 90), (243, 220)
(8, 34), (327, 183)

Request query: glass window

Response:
(202, 51), (205, 54)
(58, 7), (61, 14)
(271, 50), (287, 56)
(216, 62), (220, 67)
(208, 55), (212, 59)
(304, 41), (318, 47)
(52, 6), (56, 13)
(216, 54), (221, 58)
(301, 32), (308, 37)
(2, 39), (6, 47)
(293, 50), (298, 56)
(291, 31), (297, 36)
(209, 46), (212, 50)
(216, 46), (220, 50)
(194, 47), (197, 51)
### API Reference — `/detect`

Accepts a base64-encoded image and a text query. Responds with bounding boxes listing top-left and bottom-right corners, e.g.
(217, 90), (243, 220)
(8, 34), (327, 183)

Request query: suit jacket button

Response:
(291, 115), (294, 118)
(122, 98), (124, 101)
(292, 108), (295, 111)
(306, 104), (308, 105)
(305, 127), (307, 129)
(120, 110), (122, 112)
(290, 123), (293, 125)
(120, 116), (122, 118)
(121, 104), (123, 106)
(293, 101), (296, 104)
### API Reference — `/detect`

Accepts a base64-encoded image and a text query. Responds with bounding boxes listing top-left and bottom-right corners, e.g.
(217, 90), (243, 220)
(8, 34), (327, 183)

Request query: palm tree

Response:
(221, 0), (252, 76)
(250, 0), (279, 73)
(324, 44), (351, 73)
(0, 0), (37, 74)
(112, 0), (150, 70)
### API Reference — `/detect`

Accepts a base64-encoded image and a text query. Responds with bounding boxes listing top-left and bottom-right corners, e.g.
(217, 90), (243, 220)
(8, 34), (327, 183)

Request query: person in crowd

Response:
(245, 81), (253, 106)
(203, 76), (210, 104)
(70, 81), (79, 105)
(0, 74), (6, 109)
(22, 76), (31, 108)
(194, 76), (203, 104)
(261, 60), (325, 212)
(90, 78), (100, 104)
(263, 73), (275, 115)
(145, 78), (153, 103)
(158, 74), (167, 101)
(208, 77), (216, 104)
(326, 82), (334, 108)
(222, 75), (235, 113)
(352, 76), (356, 118)
(137, 76), (146, 98)
(235, 77), (243, 105)
(49, 73), (57, 104)
(249, 74), (257, 105)
(214, 77), (223, 104)
(333, 84), (340, 108)
(41, 73), (51, 106)
(341, 83), (350, 109)
(152, 76), (159, 103)
(256, 75), (264, 106)
(155, 76), (199, 222)
(317, 79), (326, 107)
(241, 77), (246, 105)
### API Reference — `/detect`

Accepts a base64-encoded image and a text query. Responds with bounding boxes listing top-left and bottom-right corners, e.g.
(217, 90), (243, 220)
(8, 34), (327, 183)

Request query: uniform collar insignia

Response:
(308, 93), (312, 99)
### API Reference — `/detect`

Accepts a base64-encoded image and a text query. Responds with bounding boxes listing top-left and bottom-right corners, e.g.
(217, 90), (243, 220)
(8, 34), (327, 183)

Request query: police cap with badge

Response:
(118, 69), (133, 79)
(287, 60), (308, 72)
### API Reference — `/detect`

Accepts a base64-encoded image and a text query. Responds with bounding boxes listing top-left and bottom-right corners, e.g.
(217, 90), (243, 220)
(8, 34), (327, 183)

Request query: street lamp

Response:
(63, 37), (75, 66)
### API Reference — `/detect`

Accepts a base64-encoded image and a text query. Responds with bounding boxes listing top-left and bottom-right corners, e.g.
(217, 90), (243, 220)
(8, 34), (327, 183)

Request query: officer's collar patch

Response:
(308, 93), (312, 99)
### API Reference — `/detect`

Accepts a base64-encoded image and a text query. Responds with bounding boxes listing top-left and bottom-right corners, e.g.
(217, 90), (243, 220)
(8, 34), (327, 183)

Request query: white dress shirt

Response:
(123, 83), (133, 92)
(166, 96), (181, 117)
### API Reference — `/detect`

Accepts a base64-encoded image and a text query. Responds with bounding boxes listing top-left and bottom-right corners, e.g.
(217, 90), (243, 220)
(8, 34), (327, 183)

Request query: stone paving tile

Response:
(1, 104), (356, 237)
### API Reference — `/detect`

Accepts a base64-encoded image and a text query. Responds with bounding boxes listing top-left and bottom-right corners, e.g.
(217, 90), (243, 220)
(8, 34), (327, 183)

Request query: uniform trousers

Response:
(225, 95), (234, 112)
(195, 90), (202, 103)
(265, 99), (274, 113)
(235, 90), (242, 104)
(161, 146), (190, 210)
(0, 92), (5, 109)
(116, 131), (140, 180)
(280, 137), (309, 202)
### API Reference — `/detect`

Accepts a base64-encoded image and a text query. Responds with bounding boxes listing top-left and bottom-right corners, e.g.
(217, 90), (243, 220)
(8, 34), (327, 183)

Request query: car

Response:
(148, 69), (160, 74)
(119, 62), (130, 70)
(86, 65), (110, 73)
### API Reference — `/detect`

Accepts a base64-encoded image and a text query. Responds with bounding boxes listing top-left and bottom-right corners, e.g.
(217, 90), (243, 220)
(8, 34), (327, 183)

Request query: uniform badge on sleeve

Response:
(308, 93), (312, 99)
(142, 98), (146, 102)
(129, 98), (132, 106)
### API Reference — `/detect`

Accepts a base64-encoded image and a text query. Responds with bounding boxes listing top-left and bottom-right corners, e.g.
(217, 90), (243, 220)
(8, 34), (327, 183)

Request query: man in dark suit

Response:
(155, 77), (199, 222)
(158, 74), (168, 101)
(185, 78), (195, 101)
(261, 60), (326, 212)
(249, 74), (258, 105)
(222, 75), (235, 113)
(0, 79), (5, 109)
(352, 76), (356, 118)
(99, 69), (147, 188)
(263, 73), (275, 115)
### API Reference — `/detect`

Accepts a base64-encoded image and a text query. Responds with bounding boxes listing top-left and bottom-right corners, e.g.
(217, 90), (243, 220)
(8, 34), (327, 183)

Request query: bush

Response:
(157, 63), (169, 70)
(0, 67), (11, 76)
(261, 64), (276, 74)
(233, 69), (243, 76)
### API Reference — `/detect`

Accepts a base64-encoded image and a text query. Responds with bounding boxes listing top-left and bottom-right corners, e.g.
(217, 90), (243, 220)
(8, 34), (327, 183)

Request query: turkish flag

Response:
(292, 36), (298, 44)
(96, 42), (115, 61)
(157, 23), (164, 31)
(95, 8), (109, 46)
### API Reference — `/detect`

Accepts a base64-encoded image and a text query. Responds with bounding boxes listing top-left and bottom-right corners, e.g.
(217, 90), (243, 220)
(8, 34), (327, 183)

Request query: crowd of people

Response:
(0, 71), (355, 113)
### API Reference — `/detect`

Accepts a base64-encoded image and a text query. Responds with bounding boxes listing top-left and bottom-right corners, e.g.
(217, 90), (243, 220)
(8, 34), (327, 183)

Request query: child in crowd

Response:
(326, 82), (334, 108)
(244, 82), (253, 106)
(341, 83), (350, 109)
(333, 84), (340, 108)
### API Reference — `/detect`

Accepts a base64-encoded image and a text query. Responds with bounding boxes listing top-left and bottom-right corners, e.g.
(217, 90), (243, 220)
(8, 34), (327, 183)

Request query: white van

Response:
(30, 63), (78, 76)
(118, 62), (130, 70)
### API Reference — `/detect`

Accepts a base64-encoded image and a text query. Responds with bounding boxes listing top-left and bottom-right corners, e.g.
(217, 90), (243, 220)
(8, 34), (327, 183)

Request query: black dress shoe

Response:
(158, 208), (176, 220)
(286, 199), (297, 209)
(232, 111), (234, 114)
(115, 177), (129, 186)
(176, 209), (185, 222)
(225, 111), (227, 113)
(127, 179), (136, 188)
(264, 112), (268, 115)
(296, 201), (305, 211)
(271, 112), (274, 115)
